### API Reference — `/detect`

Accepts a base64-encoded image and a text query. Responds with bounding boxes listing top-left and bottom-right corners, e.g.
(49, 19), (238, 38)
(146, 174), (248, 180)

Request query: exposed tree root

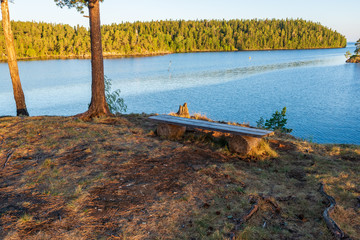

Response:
(73, 109), (113, 121)
(319, 183), (352, 240)
(2, 150), (14, 169)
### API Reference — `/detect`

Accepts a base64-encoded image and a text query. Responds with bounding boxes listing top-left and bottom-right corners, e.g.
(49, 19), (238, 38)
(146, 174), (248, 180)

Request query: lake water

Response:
(0, 44), (359, 144)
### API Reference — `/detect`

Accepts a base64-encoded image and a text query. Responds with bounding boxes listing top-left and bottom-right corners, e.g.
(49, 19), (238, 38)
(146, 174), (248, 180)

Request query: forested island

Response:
(0, 19), (346, 60)
(346, 39), (360, 63)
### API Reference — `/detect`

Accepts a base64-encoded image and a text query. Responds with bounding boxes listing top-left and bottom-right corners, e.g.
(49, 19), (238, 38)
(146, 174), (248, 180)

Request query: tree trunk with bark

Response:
(79, 0), (110, 119)
(1, 0), (29, 116)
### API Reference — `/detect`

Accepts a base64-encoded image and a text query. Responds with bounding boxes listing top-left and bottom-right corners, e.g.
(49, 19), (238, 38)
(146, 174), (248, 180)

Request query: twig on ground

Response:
(319, 183), (352, 240)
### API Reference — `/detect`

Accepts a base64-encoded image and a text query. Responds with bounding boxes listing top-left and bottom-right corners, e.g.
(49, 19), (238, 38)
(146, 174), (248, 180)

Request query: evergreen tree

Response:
(55, 0), (110, 119)
(1, 0), (29, 116)
(264, 107), (292, 133)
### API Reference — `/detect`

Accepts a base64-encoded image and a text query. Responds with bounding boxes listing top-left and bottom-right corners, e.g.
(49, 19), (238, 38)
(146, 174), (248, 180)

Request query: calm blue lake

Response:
(0, 44), (359, 144)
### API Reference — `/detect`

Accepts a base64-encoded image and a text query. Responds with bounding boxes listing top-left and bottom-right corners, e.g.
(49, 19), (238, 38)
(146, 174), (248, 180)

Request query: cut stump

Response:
(176, 103), (190, 118)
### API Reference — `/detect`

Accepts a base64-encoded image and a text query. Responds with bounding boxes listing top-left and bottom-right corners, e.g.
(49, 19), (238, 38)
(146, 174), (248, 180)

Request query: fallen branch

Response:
(319, 183), (352, 240)
(229, 194), (283, 239)
(229, 196), (259, 239)
(241, 200), (259, 222)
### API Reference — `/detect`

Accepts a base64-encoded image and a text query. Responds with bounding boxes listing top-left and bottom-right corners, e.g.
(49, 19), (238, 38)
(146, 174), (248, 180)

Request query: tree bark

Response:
(79, 0), (110, 119)
(1, 0), (29, 116)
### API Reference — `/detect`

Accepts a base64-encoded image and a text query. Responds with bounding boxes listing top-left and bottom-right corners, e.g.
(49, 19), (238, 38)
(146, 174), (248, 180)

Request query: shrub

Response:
(104, 76), (127, 114)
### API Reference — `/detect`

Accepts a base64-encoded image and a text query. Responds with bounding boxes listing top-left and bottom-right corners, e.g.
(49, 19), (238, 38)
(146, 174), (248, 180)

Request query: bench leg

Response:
(156, 123), (186, 139)
(228, 135), (261, 155)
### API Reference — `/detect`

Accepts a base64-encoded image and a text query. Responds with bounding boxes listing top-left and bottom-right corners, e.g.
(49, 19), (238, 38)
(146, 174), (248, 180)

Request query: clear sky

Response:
(7, 0), (360, 42)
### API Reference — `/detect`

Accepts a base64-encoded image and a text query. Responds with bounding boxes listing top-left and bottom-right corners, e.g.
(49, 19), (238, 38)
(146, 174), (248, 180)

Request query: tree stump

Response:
(156, 123), (186, 139)
(228, 135), (261, 155)
(176, 103), (190, 118)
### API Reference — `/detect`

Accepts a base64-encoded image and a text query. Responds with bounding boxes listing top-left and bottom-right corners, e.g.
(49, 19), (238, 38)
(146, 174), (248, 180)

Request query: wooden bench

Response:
(149, 115), (274, 154)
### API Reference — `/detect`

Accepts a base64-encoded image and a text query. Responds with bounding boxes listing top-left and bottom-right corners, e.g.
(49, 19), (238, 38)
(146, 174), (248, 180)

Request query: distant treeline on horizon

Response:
(0, 19), (347, 60)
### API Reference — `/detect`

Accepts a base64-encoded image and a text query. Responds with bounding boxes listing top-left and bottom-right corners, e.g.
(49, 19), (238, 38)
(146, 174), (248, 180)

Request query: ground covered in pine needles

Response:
(0, 114), (359, 240)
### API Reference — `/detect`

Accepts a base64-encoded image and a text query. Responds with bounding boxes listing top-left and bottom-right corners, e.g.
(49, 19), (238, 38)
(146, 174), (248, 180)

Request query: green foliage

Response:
(104, 76), (127, 114)
(259, 107), (292, 133)
(355, 39), (360, 55)
(54, 0), (104, 13)
(0, 19), (347, 60)
(256, 117), (265, 129)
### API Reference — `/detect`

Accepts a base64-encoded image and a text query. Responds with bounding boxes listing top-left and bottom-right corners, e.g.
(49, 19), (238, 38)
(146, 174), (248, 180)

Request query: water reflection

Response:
(115, 56), (339, 97)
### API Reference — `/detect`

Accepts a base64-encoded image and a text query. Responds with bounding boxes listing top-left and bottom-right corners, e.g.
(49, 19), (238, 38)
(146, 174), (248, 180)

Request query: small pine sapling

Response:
(256, 117), (265, 129)
(263, 107), (292, 133)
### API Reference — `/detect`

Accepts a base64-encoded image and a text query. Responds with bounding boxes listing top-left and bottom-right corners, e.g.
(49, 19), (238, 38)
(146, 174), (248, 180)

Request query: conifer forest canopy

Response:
(0, 19), (347, 60)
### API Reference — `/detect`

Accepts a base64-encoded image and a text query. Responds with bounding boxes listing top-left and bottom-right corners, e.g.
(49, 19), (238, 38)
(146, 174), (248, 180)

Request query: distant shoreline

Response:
(0, 46), (347, 63)
(0, 52), (172, 62)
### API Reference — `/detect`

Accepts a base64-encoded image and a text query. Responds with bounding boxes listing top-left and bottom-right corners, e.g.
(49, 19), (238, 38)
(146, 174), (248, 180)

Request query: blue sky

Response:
(8, 0), (360, 42)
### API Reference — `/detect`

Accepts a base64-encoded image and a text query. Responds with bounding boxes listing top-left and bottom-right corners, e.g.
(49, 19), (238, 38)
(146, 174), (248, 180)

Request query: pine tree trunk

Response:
(1, 0), (29, 116)
(79, 0), (110, 119)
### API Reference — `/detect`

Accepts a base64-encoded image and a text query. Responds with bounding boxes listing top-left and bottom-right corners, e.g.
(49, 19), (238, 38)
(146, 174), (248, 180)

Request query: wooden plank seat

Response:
(149, 115), (274, 154)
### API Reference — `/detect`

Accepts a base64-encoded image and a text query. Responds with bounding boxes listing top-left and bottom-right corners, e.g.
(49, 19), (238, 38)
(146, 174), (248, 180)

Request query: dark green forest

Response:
(0, 19), (346, 60)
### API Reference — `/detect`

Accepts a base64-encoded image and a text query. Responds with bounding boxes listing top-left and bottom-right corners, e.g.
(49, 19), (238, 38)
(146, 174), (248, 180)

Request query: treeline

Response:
(0, 19), (346, 60)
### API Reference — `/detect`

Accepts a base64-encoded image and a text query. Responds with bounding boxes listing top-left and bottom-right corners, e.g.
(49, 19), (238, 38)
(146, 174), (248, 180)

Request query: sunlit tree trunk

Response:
(1, 0), (29, 116)
(80, 0), (110, 119)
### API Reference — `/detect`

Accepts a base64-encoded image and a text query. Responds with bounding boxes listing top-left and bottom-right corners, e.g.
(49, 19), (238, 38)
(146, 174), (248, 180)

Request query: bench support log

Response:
(156, 123), (186, 139)
(228, 135), (261, 155)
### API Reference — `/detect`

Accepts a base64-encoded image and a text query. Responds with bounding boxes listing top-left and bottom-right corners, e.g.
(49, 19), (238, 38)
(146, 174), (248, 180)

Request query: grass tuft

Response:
(248, 139), (278, 160)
